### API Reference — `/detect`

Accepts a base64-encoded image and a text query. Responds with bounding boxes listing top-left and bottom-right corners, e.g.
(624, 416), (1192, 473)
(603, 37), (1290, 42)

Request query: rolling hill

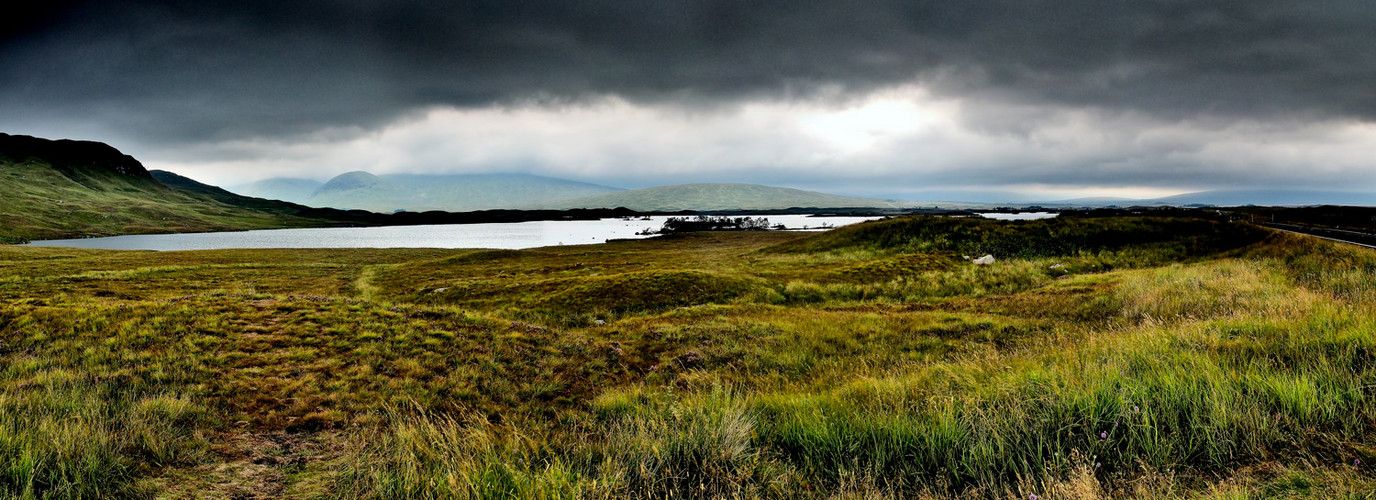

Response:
(1146, 189), (1376, 207)
(0, 133), (356, 243)
(1039, 190), (1376, 208)
(551, 183), (911, 211)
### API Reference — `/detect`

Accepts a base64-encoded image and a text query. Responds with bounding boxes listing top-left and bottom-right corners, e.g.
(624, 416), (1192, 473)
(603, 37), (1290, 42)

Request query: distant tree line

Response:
(657, 215), (772, 234)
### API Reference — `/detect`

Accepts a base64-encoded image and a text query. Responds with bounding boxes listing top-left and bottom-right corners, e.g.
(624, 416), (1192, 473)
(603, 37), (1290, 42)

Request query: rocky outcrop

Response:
(0, 132), (156, 187)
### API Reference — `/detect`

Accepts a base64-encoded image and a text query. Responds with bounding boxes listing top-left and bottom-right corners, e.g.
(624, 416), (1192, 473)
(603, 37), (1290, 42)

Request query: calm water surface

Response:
(25, 215), (881, 251)
(978, 212), (1059, 220)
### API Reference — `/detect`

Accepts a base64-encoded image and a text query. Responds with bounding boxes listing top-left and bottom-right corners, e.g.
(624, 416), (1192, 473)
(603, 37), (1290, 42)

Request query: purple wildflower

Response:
(1100, 432), (1107, 439)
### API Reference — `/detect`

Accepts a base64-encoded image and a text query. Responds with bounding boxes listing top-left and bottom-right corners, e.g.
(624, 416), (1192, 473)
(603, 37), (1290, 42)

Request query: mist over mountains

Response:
(232, 172), (622, 212)
(232, 172), (915, 212)
(234, 169), (1376, 213)
(1144, 190), (1376, 208)
(1037, 190), (1376, 209)
(553, 183), (913, 211)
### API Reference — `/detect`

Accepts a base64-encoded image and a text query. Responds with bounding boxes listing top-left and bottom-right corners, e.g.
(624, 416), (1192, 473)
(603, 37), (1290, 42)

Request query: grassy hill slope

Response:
(0, 133), (339, 243)
(555, 182), (908, 211)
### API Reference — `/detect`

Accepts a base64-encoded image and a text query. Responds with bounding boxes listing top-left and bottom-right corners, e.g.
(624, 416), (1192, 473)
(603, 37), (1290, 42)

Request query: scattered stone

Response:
(593, 319), (606, 326)
(972, 254), (996, 265)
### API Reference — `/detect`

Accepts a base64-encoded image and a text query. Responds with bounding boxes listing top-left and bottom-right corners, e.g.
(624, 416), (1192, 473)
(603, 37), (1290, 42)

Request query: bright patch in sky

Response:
(1001, 185), (1192, 201)
(142, 84), (1376, 202)
(797, 95), (946, 153)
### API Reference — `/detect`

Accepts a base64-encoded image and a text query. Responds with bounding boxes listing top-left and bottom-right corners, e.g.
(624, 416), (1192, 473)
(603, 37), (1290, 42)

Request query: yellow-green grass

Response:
(1, 215), (1373, 498)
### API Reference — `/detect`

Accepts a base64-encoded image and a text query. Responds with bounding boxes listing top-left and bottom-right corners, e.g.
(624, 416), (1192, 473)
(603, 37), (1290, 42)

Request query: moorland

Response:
(3, 213), (1375, 499)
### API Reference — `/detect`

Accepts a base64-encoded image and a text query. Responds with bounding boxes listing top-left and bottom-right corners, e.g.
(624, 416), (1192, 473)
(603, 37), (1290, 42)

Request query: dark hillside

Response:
(767, 214), (1268, 260)
(0, 134), (335, 243)
(0, 132), (157, 189)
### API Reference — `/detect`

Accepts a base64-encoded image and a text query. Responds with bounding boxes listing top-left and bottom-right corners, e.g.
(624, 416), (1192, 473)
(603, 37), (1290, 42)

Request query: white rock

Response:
(972, 254), (996, 266)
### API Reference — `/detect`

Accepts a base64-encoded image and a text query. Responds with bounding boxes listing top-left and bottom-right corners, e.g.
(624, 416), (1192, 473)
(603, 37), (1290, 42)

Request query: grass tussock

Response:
(0, 376), (208, 498)
(338, 408), (580, 500)
(595, 389), (779, 499)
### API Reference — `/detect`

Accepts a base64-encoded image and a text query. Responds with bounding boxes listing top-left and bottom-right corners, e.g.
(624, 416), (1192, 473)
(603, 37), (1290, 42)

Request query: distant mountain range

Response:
(553, 183), (914, 211)
(235, 173), (915, 212)
(231, 177), (322, 204)
(231, 171), (1376, 212)
(1041, 190), (1376, 208)
(232, 172), (622, 212)
(0, 134), (640, 243)
(1145, 190), (1376, 207)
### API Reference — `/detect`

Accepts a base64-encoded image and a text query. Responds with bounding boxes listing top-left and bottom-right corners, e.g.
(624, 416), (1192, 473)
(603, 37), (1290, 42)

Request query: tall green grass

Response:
(595, 388), (780, 498)
(594, 306), (1370, 497)
(337, 408), (581, 499)
(0, 373), (207, 498)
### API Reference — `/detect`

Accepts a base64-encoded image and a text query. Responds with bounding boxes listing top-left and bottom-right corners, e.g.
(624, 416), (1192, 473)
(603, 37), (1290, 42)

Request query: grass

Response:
(0, 375), (209, 498)
(1, 215), (1374, 498)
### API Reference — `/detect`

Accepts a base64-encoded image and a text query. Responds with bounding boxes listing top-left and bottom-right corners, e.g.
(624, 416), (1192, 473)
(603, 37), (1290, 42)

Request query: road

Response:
(1259, 222), (1376, 250)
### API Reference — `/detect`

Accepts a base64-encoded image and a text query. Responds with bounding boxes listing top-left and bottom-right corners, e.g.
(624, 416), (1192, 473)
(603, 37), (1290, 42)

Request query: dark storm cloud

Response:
(3, 0), (1375, 143)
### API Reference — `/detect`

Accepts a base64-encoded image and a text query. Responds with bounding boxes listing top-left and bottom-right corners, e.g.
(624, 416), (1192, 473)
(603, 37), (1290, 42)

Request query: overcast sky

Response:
(3, 1), (1375, 201)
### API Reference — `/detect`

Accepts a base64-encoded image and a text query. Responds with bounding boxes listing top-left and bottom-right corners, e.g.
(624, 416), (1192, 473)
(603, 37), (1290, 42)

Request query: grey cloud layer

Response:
(5, 0), (1375, 143)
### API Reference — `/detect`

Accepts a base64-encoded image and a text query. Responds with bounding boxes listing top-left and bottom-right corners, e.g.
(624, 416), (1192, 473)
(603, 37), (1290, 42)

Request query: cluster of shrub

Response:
(656, 216), (772, 234)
